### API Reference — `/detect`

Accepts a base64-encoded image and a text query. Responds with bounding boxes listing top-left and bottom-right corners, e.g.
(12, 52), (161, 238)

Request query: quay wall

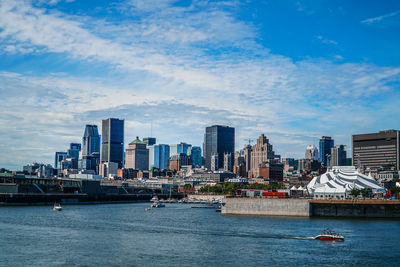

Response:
(187, 194), (225, 202)
(310, 200), (400, 218)
(221, 198), (310, 217)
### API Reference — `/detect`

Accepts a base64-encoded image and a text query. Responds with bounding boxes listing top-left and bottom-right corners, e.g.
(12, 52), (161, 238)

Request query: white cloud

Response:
(0, 0), (399, 168)
(361, 11), (400, 24)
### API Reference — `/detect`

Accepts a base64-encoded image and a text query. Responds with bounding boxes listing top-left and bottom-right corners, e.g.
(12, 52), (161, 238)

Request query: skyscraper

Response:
(143, 137), (156, 146)
(153, 144), (170, 170)
(170, 142), (192, 156)
(100, 118), (124, 169)
(80, 124), (100, 173)
(54, 152), (67, 169)
(82, 125), (100, 156)
(319, 136), (334, 166)
(125, 137), (149, 170)
(204, 125), (235, 170)
(187, 146), (202, 167)
(67, 143), (81, 159)
(305, 145), (319, 161)
(331, 145), (347, 166)
(249, 134), (275, 178)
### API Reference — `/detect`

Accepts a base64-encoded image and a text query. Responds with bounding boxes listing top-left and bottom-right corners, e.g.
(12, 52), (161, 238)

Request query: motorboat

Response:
(314, 228), (344, 241)
(151, 200), (165, 208)
(53, 203), (62, 211)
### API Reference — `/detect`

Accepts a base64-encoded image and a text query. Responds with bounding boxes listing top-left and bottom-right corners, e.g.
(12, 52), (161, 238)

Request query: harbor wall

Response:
(221, 198), (310, 217)
(310, 200), (400, 218)
(187, 194), (225, 202)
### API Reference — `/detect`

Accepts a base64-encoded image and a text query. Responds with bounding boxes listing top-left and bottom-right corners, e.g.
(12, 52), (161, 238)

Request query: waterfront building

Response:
(305, 145), (319, 161)
(203, 125), (235, 170)
(331, 145), (347, 167)
(170, 142), (192, 156)
(187, 146), (202, 167)
(143, 137), (156, 146)
(223, 153), (232, 172)
(125, 137), (149, 170)
(319, 136), (334, 166)
(169, 153), (189, 171)
(153, 144), (170, 170)
(307, 166), (385, 199)
(67, 143), (81, 160)
(352, 130), (400, 171)
(100, 118), (124, 169)
(54, 152), (68, 169)
(249, 134), (275, 178)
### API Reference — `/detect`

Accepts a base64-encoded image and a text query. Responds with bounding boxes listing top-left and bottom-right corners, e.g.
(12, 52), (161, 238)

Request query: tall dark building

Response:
(143, 137), (156, 146)
(352, 130), (399, 171)
(319, 136), (334, 166)
(331, 145), (347, 166)
(80, 125), (101, 172)
(67, 143), (81, 159)
(204, 125), (235, 170)
(101, 118), (124, 169)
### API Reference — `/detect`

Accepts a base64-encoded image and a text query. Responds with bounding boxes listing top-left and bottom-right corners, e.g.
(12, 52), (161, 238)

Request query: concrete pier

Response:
(222, 198), (310, 217)
(221, 198), (400, 218)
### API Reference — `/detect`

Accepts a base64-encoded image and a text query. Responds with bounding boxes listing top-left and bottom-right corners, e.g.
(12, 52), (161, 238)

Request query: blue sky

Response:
(0, 0), (399, 169)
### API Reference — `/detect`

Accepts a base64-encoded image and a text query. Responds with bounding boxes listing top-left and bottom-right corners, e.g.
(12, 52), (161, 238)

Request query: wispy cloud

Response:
(316, 35), (338, 45)
(361, 11), (400, 24)
(0, 0), (399, 168)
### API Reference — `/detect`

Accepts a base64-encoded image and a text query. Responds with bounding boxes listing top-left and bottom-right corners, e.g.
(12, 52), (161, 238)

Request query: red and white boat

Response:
(314, 229), (344, 241)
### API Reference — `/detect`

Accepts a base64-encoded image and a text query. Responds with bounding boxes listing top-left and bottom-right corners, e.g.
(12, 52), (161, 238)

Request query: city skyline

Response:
(1, 0), (400, 169)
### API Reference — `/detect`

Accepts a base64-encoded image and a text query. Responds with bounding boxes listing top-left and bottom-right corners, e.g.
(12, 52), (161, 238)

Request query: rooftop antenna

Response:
(244, 138), (253, 146)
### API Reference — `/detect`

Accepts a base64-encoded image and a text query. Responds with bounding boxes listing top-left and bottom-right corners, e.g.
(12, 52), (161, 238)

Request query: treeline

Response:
(198, 182), (285, 195)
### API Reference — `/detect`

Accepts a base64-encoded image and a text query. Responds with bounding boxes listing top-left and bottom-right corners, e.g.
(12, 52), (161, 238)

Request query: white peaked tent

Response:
(307, 166), (385, 199)
(290, 186), (297, 190)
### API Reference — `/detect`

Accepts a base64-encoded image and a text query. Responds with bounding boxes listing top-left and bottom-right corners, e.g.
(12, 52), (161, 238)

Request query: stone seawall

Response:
(221, 198), (310, 217)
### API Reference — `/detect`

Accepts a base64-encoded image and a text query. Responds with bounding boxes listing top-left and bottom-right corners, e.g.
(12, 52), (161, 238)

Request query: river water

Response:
(0, 203), (399, 266)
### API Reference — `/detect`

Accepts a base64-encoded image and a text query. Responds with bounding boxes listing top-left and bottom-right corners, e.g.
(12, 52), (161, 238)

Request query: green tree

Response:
(350, 188), (360, 198)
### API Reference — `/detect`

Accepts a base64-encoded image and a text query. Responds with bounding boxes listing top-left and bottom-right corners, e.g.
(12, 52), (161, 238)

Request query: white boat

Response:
(53, 203), (62, 211)
(151, 201), (165, 208)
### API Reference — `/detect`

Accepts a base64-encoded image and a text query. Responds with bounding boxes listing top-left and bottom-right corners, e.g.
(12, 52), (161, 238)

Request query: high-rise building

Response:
(80, 124), (100, 173)
(249, 134), (275, 178)
(170, 142), (192, 156)
(331, 145), (347, 166)
(67, 143), (81, 159)
(153, 144), (170, 170)
(187, 146), (202, 167)
(82, 125), (100, 156)
(125, 137), (149, 170)
(352, 130), (399, 171)
(100, 118), (124, 169)
(204, 125), (235, 170)
(305, 145), (319, 161)
(54, 152), (68, 169)
(169, 153), (189, 171)
(211, 153), (219, 171)
(319, 136), (334, 166)
(242, 145), (252, 175)
(223, 153), (232, 172)
(143, 137), (156, 146)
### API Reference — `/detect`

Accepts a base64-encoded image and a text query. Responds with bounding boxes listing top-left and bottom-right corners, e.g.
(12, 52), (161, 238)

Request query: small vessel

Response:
(151, 201), (165, 208)
(314, 228), (344, 241)
(53, 203), (62, 211)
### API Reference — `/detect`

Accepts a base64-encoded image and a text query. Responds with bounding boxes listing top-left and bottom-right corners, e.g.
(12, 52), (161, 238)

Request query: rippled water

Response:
(0, 203), (399, 266)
